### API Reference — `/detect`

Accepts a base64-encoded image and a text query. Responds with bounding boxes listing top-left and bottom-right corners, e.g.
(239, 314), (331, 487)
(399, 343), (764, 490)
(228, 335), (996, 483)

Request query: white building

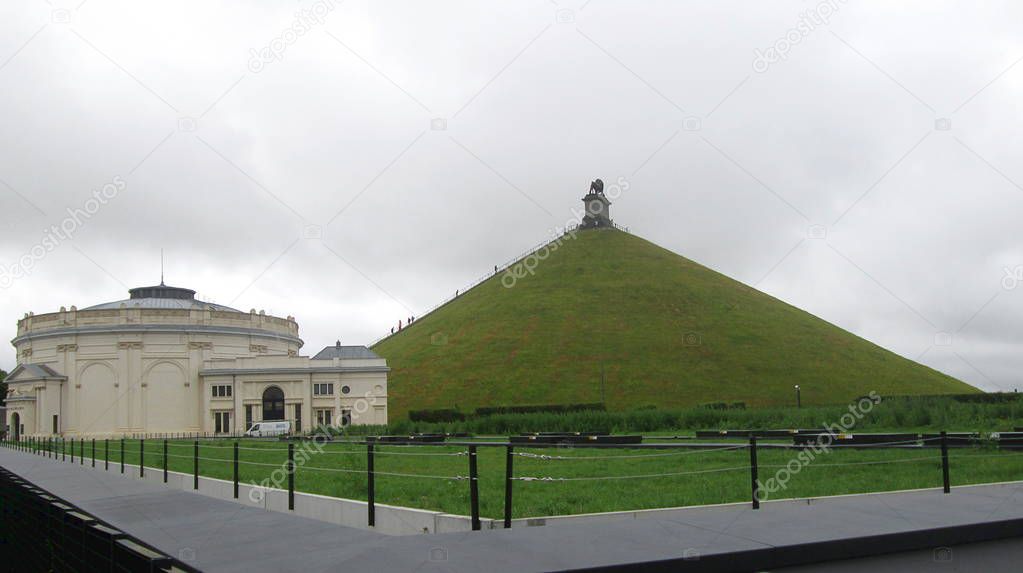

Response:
(5, 283), (388, 439)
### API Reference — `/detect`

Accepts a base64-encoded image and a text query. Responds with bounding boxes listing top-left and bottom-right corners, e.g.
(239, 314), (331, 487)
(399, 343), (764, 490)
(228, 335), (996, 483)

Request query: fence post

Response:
(104, 439), (109, 470)
(193, 440), (199, 490)
(120, 438), (125, 473)
(63, 438), (66, 462)
(80, 438), (84, 464)
(92, 439), (95, 468)
(504, 445), (514, 529)
(233, 442), (239, 499)
(163, 440), (168, 483)
(140, 439), (145, 478)
(749, 436), (760, 510)
(941, 430), (950, 494)
(469, 445), (480, 531)
(288, 443), (295, 511)
(367, 441), (375, 527)
(71, 438), (75, 464)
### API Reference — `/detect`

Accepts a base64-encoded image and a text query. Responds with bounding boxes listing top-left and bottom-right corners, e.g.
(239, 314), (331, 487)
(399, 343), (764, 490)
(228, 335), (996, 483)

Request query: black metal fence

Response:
(3, 430), (1019, 533)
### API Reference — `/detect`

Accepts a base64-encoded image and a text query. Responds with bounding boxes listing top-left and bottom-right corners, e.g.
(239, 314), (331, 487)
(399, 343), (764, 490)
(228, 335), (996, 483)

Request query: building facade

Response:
(5, 283), (387, 438)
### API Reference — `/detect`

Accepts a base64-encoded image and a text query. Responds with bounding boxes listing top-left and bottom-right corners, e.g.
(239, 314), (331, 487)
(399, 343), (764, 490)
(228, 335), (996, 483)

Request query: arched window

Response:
(10, 412), (20, 441)
(261, 386), (285, 421)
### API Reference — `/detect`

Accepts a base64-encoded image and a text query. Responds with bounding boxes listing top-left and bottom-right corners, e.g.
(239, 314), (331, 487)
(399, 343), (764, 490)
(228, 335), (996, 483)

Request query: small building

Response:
(5, 283), (388, 438)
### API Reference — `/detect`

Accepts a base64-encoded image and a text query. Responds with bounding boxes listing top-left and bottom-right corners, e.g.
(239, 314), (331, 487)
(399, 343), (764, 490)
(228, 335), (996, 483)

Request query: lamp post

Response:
(794, 385), (801, 409)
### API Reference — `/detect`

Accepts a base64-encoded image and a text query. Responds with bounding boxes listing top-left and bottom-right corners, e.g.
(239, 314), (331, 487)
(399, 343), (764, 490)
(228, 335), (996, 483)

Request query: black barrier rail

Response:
(0, 466), (198, 571)
(5, 430), (1018, 531)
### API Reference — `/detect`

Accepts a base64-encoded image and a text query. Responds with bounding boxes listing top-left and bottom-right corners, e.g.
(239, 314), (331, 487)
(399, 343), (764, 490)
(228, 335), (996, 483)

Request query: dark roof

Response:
(129, 284), (196, 300)
(8, 363), (67, 382)
(312, 345), (381, 360)
(82, 283), (240, 312)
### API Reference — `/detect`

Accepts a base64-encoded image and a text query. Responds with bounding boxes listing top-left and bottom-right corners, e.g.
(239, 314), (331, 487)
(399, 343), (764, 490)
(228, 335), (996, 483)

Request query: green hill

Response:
(374, 229), (977, 419)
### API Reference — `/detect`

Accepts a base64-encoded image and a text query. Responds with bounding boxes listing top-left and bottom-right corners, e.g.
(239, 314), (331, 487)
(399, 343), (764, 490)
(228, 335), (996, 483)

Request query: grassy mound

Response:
(374, 230), (976, 419)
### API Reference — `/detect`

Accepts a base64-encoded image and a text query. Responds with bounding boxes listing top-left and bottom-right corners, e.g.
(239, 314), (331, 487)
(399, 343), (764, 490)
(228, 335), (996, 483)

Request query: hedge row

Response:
(408, 403), (606, 423)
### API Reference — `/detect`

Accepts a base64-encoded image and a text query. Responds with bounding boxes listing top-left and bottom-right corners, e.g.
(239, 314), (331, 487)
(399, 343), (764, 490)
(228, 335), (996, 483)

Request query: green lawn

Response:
(25, 438), (1022, 520)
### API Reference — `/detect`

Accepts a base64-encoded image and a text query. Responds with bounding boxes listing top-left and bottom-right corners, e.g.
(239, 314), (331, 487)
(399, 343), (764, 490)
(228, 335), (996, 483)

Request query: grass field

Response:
(24, 437), (1023, 520)
(374, 230), (975, 419)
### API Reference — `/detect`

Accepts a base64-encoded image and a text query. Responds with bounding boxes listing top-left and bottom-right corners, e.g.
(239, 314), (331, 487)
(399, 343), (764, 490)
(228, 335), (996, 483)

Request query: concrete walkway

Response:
(3, 447), (1022, 572)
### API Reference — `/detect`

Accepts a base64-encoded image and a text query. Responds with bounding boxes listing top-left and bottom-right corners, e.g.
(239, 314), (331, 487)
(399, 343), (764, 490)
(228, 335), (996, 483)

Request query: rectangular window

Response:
(341, 409), (352, 426)
(313, 383), (334, 396)
(214, 412), (231, 434)
(211, 385), (233, 398)
(245, 405), (252, 427)
(52, 415), (59, 434)
(294, 404), (302, 433)
(315, 408), (334, 426)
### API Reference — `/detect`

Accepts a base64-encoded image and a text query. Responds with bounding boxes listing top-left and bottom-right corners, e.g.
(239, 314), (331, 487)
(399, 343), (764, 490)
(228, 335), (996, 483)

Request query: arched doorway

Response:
(262, 386), (285, 421)
(10, 412), (20, 441)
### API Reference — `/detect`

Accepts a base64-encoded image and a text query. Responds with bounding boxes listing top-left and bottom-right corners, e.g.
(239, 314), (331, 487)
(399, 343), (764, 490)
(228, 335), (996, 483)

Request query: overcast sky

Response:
(1, 1), (1021, 392)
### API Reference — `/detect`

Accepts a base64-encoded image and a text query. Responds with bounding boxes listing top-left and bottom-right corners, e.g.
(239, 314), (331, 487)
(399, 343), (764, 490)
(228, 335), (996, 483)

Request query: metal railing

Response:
(5, 429), (1012, 534)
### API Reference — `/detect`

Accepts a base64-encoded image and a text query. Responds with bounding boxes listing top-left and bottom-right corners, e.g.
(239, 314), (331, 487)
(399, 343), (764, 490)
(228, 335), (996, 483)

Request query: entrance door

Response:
(262, 387), (285, 421)
(10, 413), (20, 441)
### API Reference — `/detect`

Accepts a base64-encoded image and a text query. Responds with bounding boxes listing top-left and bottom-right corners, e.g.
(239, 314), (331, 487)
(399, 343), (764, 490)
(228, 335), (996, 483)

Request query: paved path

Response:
(3, 447), (1022, 572)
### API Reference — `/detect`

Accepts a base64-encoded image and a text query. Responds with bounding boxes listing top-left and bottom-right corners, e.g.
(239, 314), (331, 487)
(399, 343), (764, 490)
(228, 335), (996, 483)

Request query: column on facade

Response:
(233, 375), (242, 433)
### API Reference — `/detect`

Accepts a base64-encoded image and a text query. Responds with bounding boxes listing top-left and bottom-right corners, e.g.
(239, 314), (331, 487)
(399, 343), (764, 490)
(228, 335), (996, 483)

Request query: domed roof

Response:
(82, 283), (241, 312)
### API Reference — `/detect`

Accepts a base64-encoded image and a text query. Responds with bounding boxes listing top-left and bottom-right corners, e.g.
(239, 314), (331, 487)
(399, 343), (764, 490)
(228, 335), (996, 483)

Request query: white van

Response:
(245, 421), (291, 437)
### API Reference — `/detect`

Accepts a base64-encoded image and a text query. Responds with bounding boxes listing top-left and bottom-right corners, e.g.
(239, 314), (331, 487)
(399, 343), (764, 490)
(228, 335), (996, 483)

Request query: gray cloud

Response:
(1, 0), (1021, 392)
